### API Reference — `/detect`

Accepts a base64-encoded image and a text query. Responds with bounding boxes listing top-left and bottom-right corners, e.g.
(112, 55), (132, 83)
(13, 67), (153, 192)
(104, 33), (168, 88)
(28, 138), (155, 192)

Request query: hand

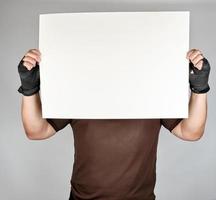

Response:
(17, 49), (41, 96)
(186, 49), (210, 94)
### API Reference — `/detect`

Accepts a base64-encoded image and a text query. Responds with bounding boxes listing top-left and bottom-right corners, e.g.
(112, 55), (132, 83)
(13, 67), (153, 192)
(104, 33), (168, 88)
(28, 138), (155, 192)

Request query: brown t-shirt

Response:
(46, 118), (183, 200)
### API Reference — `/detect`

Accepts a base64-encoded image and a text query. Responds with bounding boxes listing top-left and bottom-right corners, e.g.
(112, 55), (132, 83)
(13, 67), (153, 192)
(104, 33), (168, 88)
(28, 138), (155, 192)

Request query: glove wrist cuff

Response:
(190, 84), (210, 94)
(18, 85), (40, 96)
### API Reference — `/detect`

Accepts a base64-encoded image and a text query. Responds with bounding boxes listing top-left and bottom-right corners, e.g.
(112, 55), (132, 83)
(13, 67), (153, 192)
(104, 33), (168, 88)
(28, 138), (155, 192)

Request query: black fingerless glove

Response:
(17, 58), (40, 96)
(189, 57), (210, 94)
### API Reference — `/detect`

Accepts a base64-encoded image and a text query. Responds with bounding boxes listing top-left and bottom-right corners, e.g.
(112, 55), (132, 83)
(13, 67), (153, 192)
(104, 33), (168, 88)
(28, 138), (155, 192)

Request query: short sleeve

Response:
(160, 118), (183, 132)
(46, 118), (72, 132)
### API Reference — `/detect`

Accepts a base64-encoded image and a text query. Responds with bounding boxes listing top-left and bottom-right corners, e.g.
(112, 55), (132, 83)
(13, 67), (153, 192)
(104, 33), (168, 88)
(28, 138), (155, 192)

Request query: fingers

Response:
(191, 54), (204, 69)
(22, 49), (41, 70)
(186, 49), (201, 60)
(194, 59), (204, 70)
(186, 48), (204, 70)
(31, 49), (41, 56)
(186, 48), (196, 59)
(23, 56), (37, 67)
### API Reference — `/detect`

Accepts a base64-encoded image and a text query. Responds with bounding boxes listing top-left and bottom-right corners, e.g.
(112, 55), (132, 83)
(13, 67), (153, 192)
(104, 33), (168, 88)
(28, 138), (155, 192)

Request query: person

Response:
(17, 48), (211, 200)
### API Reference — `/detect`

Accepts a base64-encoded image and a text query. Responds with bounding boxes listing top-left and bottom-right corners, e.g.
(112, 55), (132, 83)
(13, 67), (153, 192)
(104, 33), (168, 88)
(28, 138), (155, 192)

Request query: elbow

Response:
(23, 123), (54, 140)
(187, 135), (203, 142)
(24, 128), (46, 140)
(184, 130), (204, 142)
(25, 131), (41, 140)
(23, 121), (49, 140)
(180, 123), (206, 142)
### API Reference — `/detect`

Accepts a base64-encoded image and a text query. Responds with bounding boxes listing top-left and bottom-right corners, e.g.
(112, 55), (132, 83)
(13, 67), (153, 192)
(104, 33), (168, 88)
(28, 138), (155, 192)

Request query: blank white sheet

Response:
(39, 11), (190, 119)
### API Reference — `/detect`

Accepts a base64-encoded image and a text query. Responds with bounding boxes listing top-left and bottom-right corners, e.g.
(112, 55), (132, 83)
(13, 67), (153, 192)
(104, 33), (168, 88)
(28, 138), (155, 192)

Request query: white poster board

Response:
(39, 11), (190, 119)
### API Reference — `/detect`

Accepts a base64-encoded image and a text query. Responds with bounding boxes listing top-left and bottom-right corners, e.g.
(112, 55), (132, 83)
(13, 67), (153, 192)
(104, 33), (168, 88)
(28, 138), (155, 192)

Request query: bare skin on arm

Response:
(171, 49), (209, 141)
(20, 49), (56, 140)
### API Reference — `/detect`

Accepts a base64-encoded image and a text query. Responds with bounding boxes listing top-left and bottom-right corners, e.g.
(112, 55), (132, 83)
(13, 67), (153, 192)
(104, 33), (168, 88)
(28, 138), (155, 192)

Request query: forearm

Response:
(21, 92), (47, 137)
(181, 92), (207, 136)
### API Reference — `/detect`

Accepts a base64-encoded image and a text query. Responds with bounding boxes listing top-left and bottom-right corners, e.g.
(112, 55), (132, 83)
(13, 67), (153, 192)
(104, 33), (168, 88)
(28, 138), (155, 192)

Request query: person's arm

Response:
(18, 49), (56, 140)
(171, 49), (210, 141)
(21, 93), (56, 140)
(171, 92), (207, 141)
